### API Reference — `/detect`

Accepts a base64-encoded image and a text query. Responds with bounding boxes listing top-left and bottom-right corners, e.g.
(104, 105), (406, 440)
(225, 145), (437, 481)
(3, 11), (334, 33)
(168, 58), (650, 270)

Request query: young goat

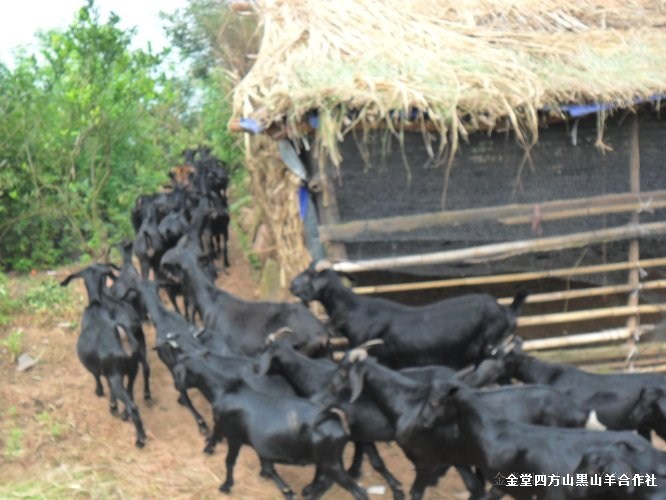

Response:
(470, 340), (666, 441)
(61, 266), (147, 448)
(160, 245), (328, 357)
(290, 259), (528, 369)
(172, 349), (367, 499)
(256, 335), (404, 499)
(331, 346), (606, 499)
(416, 379), (666, 500)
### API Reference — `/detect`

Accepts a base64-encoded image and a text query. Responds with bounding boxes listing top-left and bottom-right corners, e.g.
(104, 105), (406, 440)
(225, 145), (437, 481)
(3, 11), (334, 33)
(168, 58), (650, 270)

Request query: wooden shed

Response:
(230, 0), (666, 369)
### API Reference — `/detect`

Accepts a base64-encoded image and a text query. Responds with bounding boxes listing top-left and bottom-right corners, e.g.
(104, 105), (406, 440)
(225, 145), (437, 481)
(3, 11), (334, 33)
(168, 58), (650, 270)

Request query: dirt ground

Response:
(0, 233), (468, 499)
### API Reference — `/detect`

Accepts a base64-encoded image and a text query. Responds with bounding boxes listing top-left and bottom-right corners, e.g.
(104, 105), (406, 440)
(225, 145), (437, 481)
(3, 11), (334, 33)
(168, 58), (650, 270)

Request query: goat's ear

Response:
(256, 351), (272, 376)
(60, 271), (81, 287)
(655, 396), (666, 417)
(349, 364), (366, 403)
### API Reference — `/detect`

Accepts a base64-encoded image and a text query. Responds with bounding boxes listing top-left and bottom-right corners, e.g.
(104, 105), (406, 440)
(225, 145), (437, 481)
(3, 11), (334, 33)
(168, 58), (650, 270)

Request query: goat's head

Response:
(255, 328), (293, 375)
(575, 443), (639, 495)
(289, 259), (339, 303)
(159, 238), (207, 284)
(417, 379), (464, 429)
(628, 387), (666, 430)
(60, 263), (118, 306)
(329, 339), (384, 403)
(154, 333), (183, 366)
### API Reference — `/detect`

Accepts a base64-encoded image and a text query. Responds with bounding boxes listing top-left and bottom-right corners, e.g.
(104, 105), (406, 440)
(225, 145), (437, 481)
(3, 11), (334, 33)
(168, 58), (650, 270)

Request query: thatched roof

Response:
(231, 0), (666, 164)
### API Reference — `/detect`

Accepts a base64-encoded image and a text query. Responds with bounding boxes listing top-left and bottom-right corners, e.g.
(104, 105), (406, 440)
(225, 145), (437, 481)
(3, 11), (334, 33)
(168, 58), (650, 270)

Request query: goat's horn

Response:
(266, 327), (294, 344)
(348, 348), (368, 363)
(314, 259), (334, 272)
(491, 334), (515, 355)
(328, 407), (351, 435)
(357, 339), (384, 350)
(327, 337), (349, 347)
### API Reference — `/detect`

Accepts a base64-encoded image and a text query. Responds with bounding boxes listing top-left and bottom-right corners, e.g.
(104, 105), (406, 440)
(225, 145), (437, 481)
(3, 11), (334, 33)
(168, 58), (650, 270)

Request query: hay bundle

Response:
(244, 135), (310, 281)
(232, 0), (666, 166)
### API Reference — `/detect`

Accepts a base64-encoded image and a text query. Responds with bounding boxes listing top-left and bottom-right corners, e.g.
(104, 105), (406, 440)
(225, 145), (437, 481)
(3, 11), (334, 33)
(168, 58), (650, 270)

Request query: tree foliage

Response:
(0, 0), (243, 271)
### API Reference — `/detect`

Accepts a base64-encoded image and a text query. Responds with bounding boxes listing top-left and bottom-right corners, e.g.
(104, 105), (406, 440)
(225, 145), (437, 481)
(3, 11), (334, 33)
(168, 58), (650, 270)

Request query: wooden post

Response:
(626, 114), (641, 368)
(315, 155), (347, 260)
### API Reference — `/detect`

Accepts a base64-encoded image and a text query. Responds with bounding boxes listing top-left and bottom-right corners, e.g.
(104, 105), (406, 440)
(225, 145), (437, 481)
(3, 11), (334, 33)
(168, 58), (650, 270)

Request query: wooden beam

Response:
(518, 304), (666, 328)
(496, 280), (666, 305)
(536, 342), (666, 364)
(522, 325), (655, 351)
(335, 221), (666, 273)
(353, 257), (666, 295)
(319, 190), (666, 242)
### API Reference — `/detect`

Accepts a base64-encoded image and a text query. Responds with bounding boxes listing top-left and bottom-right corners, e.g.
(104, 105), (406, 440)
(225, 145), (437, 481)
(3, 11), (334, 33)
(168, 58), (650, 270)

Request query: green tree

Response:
(0, 2), (184, 270)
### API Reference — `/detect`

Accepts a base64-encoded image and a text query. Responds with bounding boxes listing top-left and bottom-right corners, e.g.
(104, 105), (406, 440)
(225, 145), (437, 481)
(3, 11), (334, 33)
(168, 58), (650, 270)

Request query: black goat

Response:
(109, 240), (144, 318)
(137, 280), (221, 435)
(172, 349), (367, 499)
(256, 336), (404, 499)
(290, 259), (528, 369)
(61, 267), (147, 448)
(470, 340), (666, 441)
(332, 347), (608, 499)
(415, 378), (666, 500)
(574, 441), (666, 499)
(63, 264), (151, 402)
(160, 245), (328, 357)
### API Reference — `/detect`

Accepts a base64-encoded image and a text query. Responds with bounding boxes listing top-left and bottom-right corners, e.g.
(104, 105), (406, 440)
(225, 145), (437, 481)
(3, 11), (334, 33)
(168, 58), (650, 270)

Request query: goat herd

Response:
(60, 149), (666, 499)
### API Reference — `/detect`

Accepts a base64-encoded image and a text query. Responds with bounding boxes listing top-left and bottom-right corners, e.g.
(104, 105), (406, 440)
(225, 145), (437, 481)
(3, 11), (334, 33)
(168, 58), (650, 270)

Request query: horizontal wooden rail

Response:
(522, 325), (655, 351)
(353, 257), (666, 295)
(537, 342), (666, 364)
(496, 279), (666, 305)
(518, 304), (666, 327)
(320, 190), (666, 242)
(335, 222), (666, 273)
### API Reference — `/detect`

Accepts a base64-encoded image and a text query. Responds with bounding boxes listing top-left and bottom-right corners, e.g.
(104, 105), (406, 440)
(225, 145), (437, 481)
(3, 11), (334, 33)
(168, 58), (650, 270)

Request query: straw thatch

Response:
(232, 0), (666, 165)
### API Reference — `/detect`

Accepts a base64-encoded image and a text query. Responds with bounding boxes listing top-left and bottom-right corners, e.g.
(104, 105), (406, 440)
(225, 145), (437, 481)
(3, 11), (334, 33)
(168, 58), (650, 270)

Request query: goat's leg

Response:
(456, 466), (486, 500)
(222, 226), (230, 267)
(258, 458), (295, 499)
(302, 467), (333, 499)
(322, 457), (368, 500)
(108, 374), (146, 448)
(135, 329), (152, 402)
(204, 416), (225, 454)
(409, 466), (438, 500)
(94, 373), (105, 397)
(164, 286), (182, 316)
(108, 377), (120, 417)
(177, 390), (209, 435)
(347, 442), (365, 478)
(122, 363), (139, 421)
(364, 443), (404, 500)
(219, 440), (241, 493)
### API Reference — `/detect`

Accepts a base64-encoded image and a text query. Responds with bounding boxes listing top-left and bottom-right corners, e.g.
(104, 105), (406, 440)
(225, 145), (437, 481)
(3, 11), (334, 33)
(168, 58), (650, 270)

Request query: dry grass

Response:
(232, 0), (666, 165)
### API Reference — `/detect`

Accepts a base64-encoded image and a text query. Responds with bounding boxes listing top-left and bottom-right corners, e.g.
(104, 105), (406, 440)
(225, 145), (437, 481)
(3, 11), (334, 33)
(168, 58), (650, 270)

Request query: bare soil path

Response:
(0, 231), (467, 499)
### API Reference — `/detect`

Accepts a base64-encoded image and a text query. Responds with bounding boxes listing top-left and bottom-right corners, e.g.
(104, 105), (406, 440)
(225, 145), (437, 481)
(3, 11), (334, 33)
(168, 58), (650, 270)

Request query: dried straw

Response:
(232, 0), (666, 166)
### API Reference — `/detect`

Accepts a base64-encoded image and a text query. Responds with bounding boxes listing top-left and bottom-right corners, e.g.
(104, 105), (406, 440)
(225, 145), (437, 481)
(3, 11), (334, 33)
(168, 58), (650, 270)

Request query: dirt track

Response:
(0, 234), (468, 499)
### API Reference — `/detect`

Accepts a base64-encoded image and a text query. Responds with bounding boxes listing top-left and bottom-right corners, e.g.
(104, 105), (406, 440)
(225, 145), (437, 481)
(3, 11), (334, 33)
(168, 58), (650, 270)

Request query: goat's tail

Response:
(510, 290), (529, 313)
(115, 325), (138, 357)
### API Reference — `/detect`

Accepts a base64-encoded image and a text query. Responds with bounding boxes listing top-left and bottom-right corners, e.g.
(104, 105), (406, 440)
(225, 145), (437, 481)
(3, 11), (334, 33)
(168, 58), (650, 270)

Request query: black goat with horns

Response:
(290, 259), (528, 369)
